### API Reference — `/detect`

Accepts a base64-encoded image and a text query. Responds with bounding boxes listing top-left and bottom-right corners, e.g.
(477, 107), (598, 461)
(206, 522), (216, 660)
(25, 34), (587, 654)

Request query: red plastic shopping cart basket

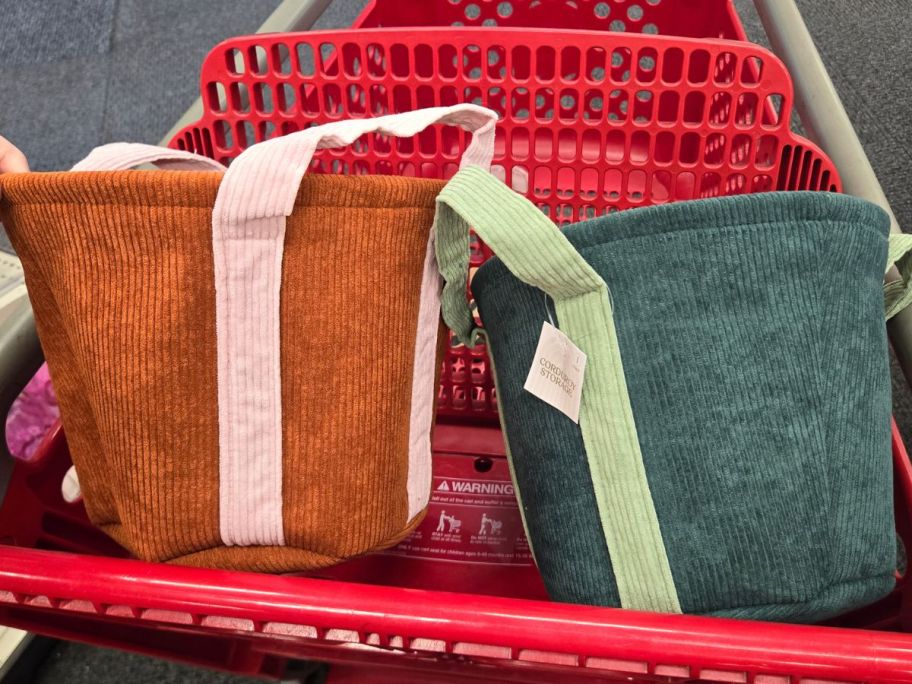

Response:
(172, 27), (840, 424)
(3, 11), (912, 684)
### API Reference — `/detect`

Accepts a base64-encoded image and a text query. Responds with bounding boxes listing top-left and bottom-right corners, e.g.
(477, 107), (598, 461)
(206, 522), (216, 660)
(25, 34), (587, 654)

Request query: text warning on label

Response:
(386, 476), (534, 566)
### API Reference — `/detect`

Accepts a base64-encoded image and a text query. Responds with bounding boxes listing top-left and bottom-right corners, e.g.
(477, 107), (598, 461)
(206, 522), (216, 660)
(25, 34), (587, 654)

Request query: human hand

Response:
(0, 135), (28, 172)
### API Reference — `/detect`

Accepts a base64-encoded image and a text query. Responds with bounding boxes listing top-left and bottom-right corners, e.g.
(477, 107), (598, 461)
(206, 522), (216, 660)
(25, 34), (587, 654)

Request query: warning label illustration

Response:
(477, 513), (502, 536)
(386, 472), (534, 566)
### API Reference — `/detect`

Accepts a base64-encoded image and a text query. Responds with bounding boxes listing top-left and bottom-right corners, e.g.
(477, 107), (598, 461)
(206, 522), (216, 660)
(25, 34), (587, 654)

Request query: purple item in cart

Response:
(5, 363), (58, 462)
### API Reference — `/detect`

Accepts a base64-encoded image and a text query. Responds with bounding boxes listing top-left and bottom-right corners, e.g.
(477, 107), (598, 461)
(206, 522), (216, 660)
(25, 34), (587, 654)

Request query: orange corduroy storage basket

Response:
(0, 105), (497, 572)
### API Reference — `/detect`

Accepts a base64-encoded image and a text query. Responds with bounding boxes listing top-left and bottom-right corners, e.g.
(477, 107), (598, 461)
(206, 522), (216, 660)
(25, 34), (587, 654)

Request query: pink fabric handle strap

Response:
(211, 104), (499, 547)
(71, 142), (226, 172)
(214, 104), (496, 224)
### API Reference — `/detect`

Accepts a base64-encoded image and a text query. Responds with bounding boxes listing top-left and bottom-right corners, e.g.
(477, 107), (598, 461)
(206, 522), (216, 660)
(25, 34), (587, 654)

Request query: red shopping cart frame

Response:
(2, 547), (912, 683)
(3, 15), (911, 683)
(0, 421), (911, 681)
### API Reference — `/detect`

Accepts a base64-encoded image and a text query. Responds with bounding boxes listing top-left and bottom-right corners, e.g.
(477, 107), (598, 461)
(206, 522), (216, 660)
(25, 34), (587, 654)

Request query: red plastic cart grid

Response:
(172, 27), (838, 423)
(350, 0), (751, 42)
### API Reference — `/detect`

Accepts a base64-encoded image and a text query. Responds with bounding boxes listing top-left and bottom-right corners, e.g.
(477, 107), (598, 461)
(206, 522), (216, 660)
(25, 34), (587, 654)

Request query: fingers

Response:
(0, 135), (29, 173)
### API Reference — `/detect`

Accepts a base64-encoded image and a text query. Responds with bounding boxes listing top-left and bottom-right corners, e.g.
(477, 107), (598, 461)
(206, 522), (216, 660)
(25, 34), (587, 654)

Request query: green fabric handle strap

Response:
(434, 165), (682, 614)
(885, 232), (912, 320)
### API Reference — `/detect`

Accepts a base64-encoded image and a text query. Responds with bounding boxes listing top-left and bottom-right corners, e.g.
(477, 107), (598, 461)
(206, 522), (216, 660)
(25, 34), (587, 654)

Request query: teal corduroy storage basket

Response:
(433, 165), (912, 623)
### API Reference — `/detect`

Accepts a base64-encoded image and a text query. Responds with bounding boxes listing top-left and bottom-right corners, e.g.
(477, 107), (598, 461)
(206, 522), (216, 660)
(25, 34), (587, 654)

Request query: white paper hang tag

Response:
(523, 321), (587, 423)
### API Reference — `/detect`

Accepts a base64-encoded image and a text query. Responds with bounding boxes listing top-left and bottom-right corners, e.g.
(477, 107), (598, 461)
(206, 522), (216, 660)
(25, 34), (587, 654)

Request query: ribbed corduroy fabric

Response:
(0, 170), (445, 571)
(462, 183), (896, 622)
(436, 167), (680, 613)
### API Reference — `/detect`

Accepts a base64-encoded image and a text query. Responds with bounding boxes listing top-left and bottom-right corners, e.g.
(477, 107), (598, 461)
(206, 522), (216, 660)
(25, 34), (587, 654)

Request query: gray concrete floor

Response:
(1, 0), (911, 681)
(32, 640), (264, 684)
